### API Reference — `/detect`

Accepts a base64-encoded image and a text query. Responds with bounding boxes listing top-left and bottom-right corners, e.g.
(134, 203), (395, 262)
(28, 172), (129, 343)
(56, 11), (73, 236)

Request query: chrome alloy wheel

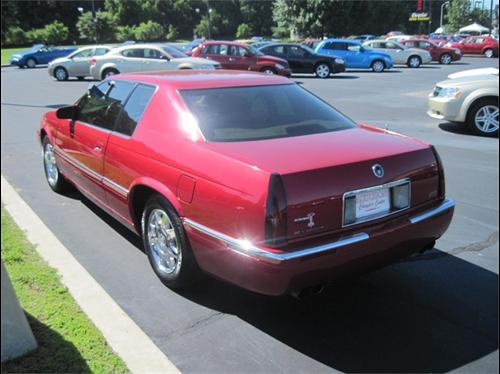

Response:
(43, 142), (59, 187)
(408, 56), (421, 68)
(315, 64), (330, 78)
(147, 209), (182, 275)
(55, 67), (68, 81)
(474, 105), (499, 134)
(484, 49), (494, 58)
(440, 54), (452, 64)
(372, 61), (384, 72)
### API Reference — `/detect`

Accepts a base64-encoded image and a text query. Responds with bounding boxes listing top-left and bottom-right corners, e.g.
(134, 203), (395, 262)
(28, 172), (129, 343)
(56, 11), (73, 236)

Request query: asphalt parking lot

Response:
(1, 58), (498, 373)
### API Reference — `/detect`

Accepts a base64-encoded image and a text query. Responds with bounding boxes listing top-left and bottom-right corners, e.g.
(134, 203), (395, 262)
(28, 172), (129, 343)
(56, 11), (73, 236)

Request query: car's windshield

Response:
(161, 45), (187, 59)
(247, 44), (264, 56)
(180, 84), (356, 142)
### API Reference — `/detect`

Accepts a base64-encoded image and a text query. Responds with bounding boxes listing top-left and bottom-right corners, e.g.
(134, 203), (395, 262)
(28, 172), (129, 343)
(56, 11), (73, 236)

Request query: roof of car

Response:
(320, 38), (361, 44)
(201, 40), (252, 47)
(115, 70), (293, 90)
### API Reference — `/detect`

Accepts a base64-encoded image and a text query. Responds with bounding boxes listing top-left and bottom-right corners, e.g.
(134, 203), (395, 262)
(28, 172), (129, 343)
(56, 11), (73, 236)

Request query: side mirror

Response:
(244, 52), (253, 58)
(56, 105), (78, 120)
(160, 55), (169, 60)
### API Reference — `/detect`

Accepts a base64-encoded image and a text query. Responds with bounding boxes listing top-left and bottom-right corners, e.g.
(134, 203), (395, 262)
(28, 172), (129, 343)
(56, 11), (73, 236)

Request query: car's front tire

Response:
(467, 98), (499, 137)
(260, 67), (276, 75)
(407, 55), (422, 68)
(371, 60), (385, 73)
(314, 63), (331, 78)
(439, 53), (452, 64)
(483, 48), (494, 58)
(101, 68), (119, 80)
(42, 136), (69, 192)
(26, 58), (36, 68)
(54, 67), (69, 81)
(142, 194), (201, 289)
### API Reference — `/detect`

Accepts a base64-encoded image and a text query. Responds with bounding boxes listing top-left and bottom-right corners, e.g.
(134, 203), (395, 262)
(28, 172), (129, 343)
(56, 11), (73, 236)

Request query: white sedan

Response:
(363, 39), (432, 68)
(90, 44), (220, 80)
(48, 45), (113, 81)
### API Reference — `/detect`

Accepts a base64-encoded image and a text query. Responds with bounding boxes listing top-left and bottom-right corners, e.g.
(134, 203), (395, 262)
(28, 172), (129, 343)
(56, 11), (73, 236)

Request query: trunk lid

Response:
(203, 125), (439, 241)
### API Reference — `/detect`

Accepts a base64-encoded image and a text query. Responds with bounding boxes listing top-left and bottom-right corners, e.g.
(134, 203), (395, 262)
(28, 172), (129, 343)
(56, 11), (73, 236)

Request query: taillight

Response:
(265, 173), (287, 247)
(91, 57), (96, 66)
(431, 145), (445, 200)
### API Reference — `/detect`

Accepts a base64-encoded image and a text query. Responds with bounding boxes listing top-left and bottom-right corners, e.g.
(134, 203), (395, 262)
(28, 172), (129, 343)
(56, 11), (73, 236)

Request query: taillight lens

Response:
(265, 173), (287, 247)
(91, 57), (96, 66)
(431, 145), (445, 200)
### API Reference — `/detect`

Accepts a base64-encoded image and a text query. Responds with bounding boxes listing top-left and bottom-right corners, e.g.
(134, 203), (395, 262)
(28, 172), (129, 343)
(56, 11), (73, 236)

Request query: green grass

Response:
(1, 205), (129, 374)
(1, 48), (25, 65)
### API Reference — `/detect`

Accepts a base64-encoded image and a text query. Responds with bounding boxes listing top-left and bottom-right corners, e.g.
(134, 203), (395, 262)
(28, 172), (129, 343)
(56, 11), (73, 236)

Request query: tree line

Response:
(1, 0), (495, 46)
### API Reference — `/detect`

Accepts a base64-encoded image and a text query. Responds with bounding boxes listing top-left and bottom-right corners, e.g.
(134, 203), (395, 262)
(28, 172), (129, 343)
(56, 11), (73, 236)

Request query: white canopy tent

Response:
(459, 23), (489, 34)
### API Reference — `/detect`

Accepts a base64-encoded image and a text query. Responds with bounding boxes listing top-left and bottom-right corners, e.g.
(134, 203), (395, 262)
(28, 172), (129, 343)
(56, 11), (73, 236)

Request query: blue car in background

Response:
(9, 44), (77, 68)
(315, 39), (393, 72)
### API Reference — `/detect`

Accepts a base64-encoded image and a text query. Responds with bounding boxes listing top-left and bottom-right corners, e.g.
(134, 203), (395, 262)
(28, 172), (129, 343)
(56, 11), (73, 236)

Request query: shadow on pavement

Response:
(177, 248), (498, 373)
(1, 312), (91, 373)
(63, 190), (499, 372)
(439, 121), (498, 138)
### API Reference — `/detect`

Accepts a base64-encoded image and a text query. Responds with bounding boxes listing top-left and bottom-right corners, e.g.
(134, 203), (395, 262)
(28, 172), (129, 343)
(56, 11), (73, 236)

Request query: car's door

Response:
(201, 44), (231, 67)
(415, 41), (438, 59)
(140, 48), (174, 71)
(68, 48), (94, 76)
(227, 45), (255, 70)
(345, 42), (365, 68)
(55, 80), (135, 204)
(117, 48), (147, 72)
(385, 41), (407, 63)
(470, 37), (485, 54)
(287, 45), (312, 73)
(103, 83), (157, 222)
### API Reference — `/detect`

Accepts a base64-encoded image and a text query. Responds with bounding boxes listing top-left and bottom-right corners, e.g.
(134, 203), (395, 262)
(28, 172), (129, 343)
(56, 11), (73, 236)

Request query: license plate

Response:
(355, 187), (390, 219)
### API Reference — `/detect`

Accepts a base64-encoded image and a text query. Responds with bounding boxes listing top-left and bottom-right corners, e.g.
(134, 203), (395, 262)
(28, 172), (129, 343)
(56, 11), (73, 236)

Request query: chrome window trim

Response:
(342, 178), (411, 227)
(183, 198), (454, 265)
(55, 149), (129, 197)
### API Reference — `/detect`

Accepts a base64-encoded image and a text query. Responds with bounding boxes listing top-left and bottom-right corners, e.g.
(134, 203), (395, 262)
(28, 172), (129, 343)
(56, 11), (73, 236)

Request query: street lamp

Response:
(440, 1), (450, 28)
(195, 3), (212, 39)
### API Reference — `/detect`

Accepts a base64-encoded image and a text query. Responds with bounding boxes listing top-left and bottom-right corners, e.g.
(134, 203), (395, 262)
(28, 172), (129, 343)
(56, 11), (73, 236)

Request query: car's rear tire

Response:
(466, 98), (499, 137)
(407, 55), (422, 68)
(101, 68), (119, 80)
(314, 63), (331, 78)
(483, 48), (494, 58)
(439, 53), (452, 64)
(141, 194), (201, 289)
(42, 136), (69, 192)
(260, 67), (276, 75)
(371, 60), (385, 73)
(54, 67), (69, 81)
(26, 58), (36, 68)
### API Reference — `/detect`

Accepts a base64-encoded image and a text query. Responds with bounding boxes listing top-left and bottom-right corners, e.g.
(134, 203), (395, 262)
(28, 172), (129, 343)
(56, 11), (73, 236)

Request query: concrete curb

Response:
(1, 64), (12, 68)
(1, 175), (180, 374)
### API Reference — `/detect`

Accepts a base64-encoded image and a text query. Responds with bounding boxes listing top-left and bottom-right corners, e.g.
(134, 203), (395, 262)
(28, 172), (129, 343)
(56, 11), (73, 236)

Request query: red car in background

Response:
(446, 36), (499, 58)
(401, 39), (462, 64)
(38, 71), (454, 296)
(191, 40), (292, 76)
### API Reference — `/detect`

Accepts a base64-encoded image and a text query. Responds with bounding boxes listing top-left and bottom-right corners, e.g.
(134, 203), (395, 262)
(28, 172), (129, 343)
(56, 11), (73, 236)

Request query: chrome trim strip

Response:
(342, 178), (411, 227)
(183, 218), (370, 264)
(55, 149), (129, 197)
(409, 199), (455, 224)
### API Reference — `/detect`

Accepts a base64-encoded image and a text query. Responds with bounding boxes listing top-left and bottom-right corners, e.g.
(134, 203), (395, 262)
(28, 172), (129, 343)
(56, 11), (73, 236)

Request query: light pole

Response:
(195, 3), (212, 39)
(440, 1), (450, 28)
(488, 0), (493, 35)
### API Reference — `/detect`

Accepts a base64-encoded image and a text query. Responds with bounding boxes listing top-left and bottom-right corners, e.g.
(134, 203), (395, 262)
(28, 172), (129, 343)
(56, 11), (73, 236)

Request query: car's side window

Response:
(328, 42), (347, 50)
(272, 45), (286, 55)
(204, 44), (220, 54)
(94, 48), (110, 56)
(420, 42), (432, 48)
(404, 41), (417, 47)
(76, 81), (135, 131)
(74, 49), (93, 58)
(475, 38), (484, 43)
(289, 46), (307, 57)
(121, 48), (145, 58)
(386, 42), (400, 49)
(114, 84), (156, 136)
(347, 44), (361, 52)
(144, 48), (162, 59)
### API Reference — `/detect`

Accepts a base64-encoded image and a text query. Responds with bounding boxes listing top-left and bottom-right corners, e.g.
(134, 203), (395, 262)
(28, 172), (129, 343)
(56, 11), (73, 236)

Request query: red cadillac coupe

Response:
(39, 70), (454, 296)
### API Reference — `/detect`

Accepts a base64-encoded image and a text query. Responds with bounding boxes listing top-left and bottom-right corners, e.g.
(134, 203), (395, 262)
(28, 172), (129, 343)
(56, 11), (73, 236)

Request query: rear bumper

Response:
(184, 199), (455, 295)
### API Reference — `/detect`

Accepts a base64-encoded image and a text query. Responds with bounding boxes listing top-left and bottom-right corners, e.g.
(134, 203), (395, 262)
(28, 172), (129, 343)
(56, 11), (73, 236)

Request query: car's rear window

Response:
(179, 84), (356, 142)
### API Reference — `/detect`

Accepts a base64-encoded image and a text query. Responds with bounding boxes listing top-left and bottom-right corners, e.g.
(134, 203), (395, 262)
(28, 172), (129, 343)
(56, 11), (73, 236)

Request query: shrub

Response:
(134, 21), (165, 41)
(236, 23), (252, 39)
(26, 28), (47, 44)
(115, 25), (136, 42)
(166, 25), (179, 41)
(42, 21), (69, 44)
(77, 11), (117, 43)
(5, 26), (28, 45)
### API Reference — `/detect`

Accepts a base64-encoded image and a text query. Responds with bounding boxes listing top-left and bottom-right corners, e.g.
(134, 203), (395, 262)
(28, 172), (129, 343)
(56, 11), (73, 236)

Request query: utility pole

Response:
(440, 1), (450, 28)
(91, 0), (97, 44)
(428, 0), (433, 34)
(206, 0), (212, 39)
(489, 0), (493, 35)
